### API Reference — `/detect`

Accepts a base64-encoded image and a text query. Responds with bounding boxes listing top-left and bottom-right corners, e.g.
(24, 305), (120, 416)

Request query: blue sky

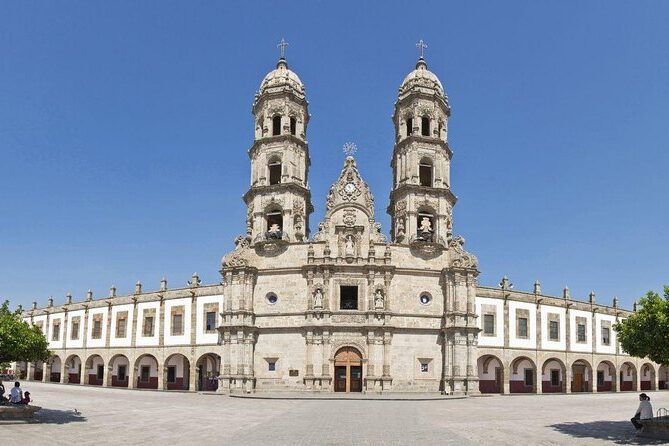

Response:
(1, 1), (668, 310)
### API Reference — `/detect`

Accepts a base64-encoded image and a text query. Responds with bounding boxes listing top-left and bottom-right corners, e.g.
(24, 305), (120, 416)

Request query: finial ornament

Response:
(277, 38), (289, 59)
(342, 142), (358, 157)
(416, 39), (428, 59)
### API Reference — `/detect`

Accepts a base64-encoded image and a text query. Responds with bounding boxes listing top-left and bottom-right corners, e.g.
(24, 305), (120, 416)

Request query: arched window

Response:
(417, 211), (435, 242)
(266, 211), (283, 239)
(419, 158), (433, 187)
(290, 117), (296, 135)
(268, 158), (282, 185)
(421, 116), (430, 137)
(272, 116), (282, 136)
(406, 118), (413, 136)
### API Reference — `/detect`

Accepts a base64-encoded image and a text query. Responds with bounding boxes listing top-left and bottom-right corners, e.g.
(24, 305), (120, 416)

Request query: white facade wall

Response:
(540, 305), (566, 350)
(135, 301), (160, 347)
(476, 297), (504, 347)
(48, 313), (65, 349)
(164, 298), (192, 345)
(86, 307), (108, 348)
(595, 313), (618, 354)
(508, 301), (536, 349)
(67, 309), (85, 349)
(195, 295), (224, 344)
(109, 304), (134, 347)
(569, 309), (592, 353)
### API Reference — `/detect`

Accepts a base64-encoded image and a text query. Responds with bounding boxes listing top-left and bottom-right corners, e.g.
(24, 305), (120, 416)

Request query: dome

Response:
(399, 58), (444, 97)
(258, 58), (305, 97)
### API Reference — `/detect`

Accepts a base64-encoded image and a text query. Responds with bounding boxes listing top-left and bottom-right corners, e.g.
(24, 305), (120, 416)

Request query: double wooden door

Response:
(334, 347), (363, 393)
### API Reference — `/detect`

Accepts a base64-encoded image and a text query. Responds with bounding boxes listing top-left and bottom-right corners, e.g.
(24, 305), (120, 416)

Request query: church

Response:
(17, 42), (668, 395)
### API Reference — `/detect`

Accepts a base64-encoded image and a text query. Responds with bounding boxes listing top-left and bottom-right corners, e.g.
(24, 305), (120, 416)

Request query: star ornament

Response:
(342, 142), (358, 157)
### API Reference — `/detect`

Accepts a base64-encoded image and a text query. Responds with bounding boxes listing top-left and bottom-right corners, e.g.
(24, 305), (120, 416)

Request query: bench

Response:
(640, 416), (669, 440)
(0, 405), (42, 421)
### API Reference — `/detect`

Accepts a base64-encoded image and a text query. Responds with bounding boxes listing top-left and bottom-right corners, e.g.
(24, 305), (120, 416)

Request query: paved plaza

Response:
(2, 382), (669, 445)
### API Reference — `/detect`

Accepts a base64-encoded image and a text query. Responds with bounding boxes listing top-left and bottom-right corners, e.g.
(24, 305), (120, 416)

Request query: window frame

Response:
(549, 320), (559, 341)
(483, 313), (495, 336)
(550, 369), (560, 386)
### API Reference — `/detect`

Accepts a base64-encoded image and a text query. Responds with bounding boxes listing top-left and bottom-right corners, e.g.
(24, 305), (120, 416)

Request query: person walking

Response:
(631, 393), (653, 430)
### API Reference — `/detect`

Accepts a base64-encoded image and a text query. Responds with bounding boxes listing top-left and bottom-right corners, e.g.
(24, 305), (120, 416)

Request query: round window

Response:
(419, 293), (432, 305)
(266, 293), (278, 305)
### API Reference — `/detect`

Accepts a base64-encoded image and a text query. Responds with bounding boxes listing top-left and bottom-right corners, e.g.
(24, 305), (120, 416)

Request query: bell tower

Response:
(387, 41), (455, 248)
(244, 39), (313, 245)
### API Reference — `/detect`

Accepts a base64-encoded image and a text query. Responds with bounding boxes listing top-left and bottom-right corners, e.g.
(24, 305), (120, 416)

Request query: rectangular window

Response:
(602, 327), (610, 345)
(92, 319), (102, 339)
(524, 369), (533, 386)
(116, 315), (127, 338)
(143, 316), (154, 337)
(171, 313), (183, 336)
(483, 314), (495, 335)
(97, 364), (104, 380)
(118, 365), (127, 381)
(268, 361), (276, 372)
(597, 371), (604, 386)
(52, 322), (60, 341)
(549, 320), (559, 341)
(550, 369), (560, 386)
(340, 286), (358, 310)
(518, 317), (528, 338)
(205, 311), (217, 333)
(289, 369), (299, 377)
(140, 366), (150, 382)
(71, 317), (80, 340)
(577, 323), (586, 343)
(167, 366), (176, 383)
(420, 363), (429, 373)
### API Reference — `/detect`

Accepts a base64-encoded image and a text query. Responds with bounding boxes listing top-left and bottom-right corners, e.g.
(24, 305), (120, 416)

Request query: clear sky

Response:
(1, 1), (667, 310)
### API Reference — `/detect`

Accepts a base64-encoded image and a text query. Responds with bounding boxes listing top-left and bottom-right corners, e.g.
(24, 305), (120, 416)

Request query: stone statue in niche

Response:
(374, 289), (384, 310)
(396, 218), (405, 238)
(267, 223), (282, 239)
(313, 288), (323, 309)
(418, 217), (433, 242)
(345, 235), (355, 257)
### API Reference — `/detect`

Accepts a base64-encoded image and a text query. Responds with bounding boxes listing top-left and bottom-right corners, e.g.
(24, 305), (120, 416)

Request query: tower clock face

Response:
(344, 182), (357, 194)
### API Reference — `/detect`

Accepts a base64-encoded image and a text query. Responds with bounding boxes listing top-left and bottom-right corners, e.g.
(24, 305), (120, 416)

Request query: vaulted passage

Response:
(334, 347), (363, 393)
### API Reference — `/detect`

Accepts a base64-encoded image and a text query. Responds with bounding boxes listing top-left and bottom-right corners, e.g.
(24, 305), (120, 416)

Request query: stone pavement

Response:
(2, 382), (669, 445)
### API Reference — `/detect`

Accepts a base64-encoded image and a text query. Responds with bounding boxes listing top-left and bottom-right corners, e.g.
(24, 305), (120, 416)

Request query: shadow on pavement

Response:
(34, 408), (87, 425)
(550, 420), (666, 445)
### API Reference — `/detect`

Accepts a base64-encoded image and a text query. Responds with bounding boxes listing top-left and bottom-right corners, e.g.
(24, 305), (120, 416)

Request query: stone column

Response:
(42, 361), (50, 383)
(105, 303), (113, 349)
(382, 331), (392, 391)
(130, 300), (139, 348)
(128, 363), (137, 389)
(305, 331), (314, 384)
(322, 331), (332, 380)
(189, 363), (198, 392)
(565, 367), (572, 393)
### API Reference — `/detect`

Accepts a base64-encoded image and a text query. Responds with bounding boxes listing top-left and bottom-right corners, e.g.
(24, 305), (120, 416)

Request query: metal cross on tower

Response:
(342, 142), (358, 157)
(277, 38), (289, 59)
(416, 39), (428, 59)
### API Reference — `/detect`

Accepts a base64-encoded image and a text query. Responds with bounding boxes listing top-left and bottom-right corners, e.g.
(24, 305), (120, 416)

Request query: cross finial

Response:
(416, 39), (428, 59)
(342, 142), (358, 157)
(277, 38), (289, 59)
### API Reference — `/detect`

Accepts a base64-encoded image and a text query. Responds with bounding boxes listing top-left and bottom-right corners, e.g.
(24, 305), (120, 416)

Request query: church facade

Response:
(17, 50), (668, 395)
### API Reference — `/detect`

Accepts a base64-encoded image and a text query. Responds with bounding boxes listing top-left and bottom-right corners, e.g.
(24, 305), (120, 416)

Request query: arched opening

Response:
(334, 347), (363, 393)
(268, 157), (282, 185)
(406, 118), (413, 136)
(64, 354), (82, 384)
(641, 363), (656, 391)
(135, 354), (159, 389)
(272, 115), (282, 136)
(596, 361), (616, 392)
(49, 356), (62, 383)
(571, 359), (593, 392)
(477, 355), (504, 394)
(196, 353), (221, 391)
(33, 361), (44, 381)
(421, 116), (430, 136)
(541, 358), (566, 393)
(419, 157), (433, 187)
(659, 365), (669, 390)
(620, 362), (637, 391)
(85, 354), (105, 385)
(289, 117), (296, 135)
(416, 210), (435, 242)
(509, 356), (537, 393)
(164, 354), (191, 390)
(109, 354), (130, 388)
(265, 210), (283, 239)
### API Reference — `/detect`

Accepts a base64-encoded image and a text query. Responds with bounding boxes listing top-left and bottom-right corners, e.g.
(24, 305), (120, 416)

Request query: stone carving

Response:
(221, 235), (251, 268)
(313, 288), (323, 309)
(312, 221), (328, 242)
(324, 157), (374, 217)
(374, 289), (384, 310)
(418, 217), (433, 242)
(396, 217), (406, 240)
(371, 221), (387, 243)
(343, 209), (356, 227)
(246, 206), (254, 235)
(345, 235), (355, 257)
(449, 235), (478, 269)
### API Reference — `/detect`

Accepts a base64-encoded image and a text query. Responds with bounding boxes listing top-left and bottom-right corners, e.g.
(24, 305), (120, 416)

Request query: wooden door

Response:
(495, 367), (502, 393)
(334, 347), (363, 393)
(350, 366), (362, 392)
(335, 366), (347, 392)
(574, 373), (583, 392)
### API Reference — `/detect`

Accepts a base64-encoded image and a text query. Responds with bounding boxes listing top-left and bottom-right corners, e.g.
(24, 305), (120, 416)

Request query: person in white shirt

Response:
(9, 382), (23, 404)
(631, 393), (653, 430)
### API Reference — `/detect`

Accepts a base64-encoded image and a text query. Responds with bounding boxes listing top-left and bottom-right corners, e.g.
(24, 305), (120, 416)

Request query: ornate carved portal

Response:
(334, 347), (363, 393)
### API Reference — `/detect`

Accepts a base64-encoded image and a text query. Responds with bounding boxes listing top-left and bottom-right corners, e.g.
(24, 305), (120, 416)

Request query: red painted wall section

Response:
(620, 381), (635, 391)
(597, 381), (612, 392)
(88, 374), (103, 386)
(111, 375), (129, 387)
(68, 373), (80, 384)
(479, 380), (499, 393)
(166, 378), (185, 390)
(541, 381), (562, 393)
(136, 377), (159, 389)
(510, 380), (533, 393)
(640, 381), (651, 390)
(50, 373), (61, 383)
